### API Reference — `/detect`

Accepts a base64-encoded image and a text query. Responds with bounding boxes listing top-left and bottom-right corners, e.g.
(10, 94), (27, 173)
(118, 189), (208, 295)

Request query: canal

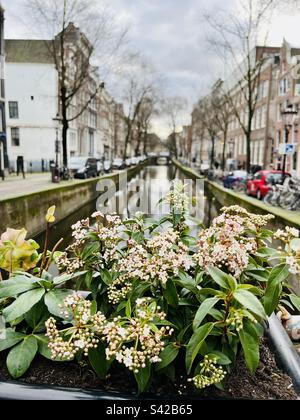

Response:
(35, 164), (221, 250)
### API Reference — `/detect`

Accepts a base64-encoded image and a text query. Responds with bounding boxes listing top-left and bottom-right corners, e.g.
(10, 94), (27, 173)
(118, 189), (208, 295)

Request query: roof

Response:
(5, 40), (54, 64)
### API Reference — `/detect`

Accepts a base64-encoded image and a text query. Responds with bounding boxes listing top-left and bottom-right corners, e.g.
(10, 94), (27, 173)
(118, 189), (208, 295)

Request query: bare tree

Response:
(210, 82), (232, 172)
(134, 97), (157, 156)
(120, 57), (161, 160)
(24, 0), (127, 168)
(204, 0), (276, 173)
(161, 96), (187, 158)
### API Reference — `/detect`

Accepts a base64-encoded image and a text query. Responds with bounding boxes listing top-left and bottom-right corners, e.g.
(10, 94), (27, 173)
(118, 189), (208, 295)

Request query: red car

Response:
(247, 170), (290, 200)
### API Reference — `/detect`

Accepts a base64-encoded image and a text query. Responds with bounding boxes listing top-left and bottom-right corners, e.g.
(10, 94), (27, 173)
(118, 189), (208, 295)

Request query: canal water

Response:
(35, 164), (221, 250)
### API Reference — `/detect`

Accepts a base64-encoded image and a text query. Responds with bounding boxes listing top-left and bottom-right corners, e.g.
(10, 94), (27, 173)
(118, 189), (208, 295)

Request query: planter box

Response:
(0, 315), (299, 400)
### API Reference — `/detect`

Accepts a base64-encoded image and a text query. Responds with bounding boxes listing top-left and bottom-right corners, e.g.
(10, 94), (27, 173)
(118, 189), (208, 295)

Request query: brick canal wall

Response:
(172, 158), (300, 230)
(0, 163), (145, 237)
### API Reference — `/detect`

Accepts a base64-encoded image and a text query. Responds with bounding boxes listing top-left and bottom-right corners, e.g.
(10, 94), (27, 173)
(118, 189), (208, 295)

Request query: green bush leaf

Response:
(163, 279), (179, 308)
(207, 267), (229, 289)
(0, 276), (39, 299)
(193, 297), (220, 331)
(238, 321), (260, 374)
(7, 336), (38, 378)
(186, 322), (214, 374)
(89, 343), (109, 379)
(0, 329), (25, 352)
(263, 264), (290, 316)
(134, 363), (152, 394)
(3, 289), (45, 323)
(290, 294), (300, 312)
(25, 301), (49, 331)
(234, 289), (266, 319)
(53, 271), (87, 286)
(44, 289), (73, 318)
(156, 345), (179, 371)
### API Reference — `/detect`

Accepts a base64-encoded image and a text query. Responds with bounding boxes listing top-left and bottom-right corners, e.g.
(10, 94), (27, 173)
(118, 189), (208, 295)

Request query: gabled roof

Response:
(5, 40), (54, 64)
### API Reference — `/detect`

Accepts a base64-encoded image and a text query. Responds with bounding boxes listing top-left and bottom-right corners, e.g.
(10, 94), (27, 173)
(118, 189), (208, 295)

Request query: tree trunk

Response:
(60, 83), (69, 168)
(135, 126), (143, 156)
(143, 130), (148, 155)
(246, 131), (251, 174)
(210, 136), (215, 170)
(123, 123), (131, 160)
(222, 132), (227, 172)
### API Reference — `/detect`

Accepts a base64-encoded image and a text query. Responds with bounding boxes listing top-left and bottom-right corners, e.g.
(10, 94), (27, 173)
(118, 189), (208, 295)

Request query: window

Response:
(9, 101), (19, 119)
(11, 127), (20, 146)
(279, 77), (288, 96)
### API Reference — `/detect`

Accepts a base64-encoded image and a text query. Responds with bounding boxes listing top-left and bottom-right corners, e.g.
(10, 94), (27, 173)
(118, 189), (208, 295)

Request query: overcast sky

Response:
(3, 0), (300, 138)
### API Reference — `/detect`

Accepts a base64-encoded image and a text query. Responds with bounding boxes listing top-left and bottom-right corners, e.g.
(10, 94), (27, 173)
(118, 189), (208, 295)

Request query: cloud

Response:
(3, 0), (300, 138)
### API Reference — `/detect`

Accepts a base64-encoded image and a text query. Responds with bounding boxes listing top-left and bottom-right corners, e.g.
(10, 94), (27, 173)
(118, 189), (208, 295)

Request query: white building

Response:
(5, 40), (60, 171)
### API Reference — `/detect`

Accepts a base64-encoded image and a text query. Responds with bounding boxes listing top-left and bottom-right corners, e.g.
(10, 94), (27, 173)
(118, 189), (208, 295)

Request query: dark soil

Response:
(0, 338), (297, 400)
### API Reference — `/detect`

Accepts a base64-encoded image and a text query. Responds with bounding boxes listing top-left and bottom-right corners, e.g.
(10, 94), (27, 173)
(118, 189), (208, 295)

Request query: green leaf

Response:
(186, 323), (214, 374)
(163, 279), (179, 308)
(7, 336), (38, 378)
(125, 299), (132, 317)
(208, 351), (232, 365)
(175, 271), (198, 293)
(234, 289), (266, 319)
(25, 300), (49, 331)
(3, 289), (45, 323)
(269, 264), (290, 285)
(255, 247), (280, 258)
(53, 271), (87, 285)
(238, 320), (260, 374)
(290, 294), (300, 312)
(207, 267), (229, 289)
(134, 363), (151, 394)
(0, 329), (25, 352)
(0, 276), (39, 299)
(193, 297), (220, 331)
(156, 345), (179, 371)
(263, 264), (290, 316)
(89, 343), (109, 379)
(44, 289), (73, 318)
(100, 269), (113, 286)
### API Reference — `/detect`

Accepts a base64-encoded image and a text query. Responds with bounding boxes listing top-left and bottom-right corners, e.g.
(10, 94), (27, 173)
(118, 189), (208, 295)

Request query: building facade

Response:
(191, 42), (300, 177)
(5, 24), (126, 172)
(0, 3), (7, 175)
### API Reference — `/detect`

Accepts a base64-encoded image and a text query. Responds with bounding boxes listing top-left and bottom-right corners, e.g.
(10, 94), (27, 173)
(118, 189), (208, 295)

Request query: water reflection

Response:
(35, 165), (220, 249)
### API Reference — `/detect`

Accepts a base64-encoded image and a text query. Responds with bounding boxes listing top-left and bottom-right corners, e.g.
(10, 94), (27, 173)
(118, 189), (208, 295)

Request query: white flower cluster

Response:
(55, 252), (83, 274)
(286, 256), (300, 275)
(274, 227), (300, 243)
(188, 356), (226, 390)
(45, 294), (106, 360)
(165, 180), (190, 214)
(71, 218), (90, 243)
(107, 230), (194, 304)
(102, 298), (171, 373)
(194, 207), (268, 277)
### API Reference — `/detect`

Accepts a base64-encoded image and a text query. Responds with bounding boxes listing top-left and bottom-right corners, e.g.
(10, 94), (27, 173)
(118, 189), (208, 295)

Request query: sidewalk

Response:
(0, 173), (78, 201)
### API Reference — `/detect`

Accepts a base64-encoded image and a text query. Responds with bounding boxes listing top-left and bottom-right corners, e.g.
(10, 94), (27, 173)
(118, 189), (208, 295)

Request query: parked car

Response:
(125, 158), (132, 167)
(112, 158), (126, 170)
(247, 170), (290, 200)
(103, 160), (112, 173)
(69, 157), (98, 179)
(223, 170), (248, 189)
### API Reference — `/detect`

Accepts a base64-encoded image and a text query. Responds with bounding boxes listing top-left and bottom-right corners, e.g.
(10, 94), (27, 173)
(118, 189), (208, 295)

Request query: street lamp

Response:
(281, 104), (298, 178)
(52, 114), (62, 183)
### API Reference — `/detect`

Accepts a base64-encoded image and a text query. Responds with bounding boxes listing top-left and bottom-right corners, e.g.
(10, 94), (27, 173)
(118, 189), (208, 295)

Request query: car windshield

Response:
(69, 158), (86, 168)
(266, 173), (286, 183)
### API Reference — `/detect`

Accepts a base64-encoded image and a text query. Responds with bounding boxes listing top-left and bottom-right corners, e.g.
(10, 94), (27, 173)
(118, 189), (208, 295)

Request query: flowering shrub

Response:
(0, 197), (298, 394)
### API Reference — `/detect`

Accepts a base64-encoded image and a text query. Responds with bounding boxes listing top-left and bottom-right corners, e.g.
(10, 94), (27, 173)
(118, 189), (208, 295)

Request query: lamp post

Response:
(281, 104), (298, 179)
(52, 114), (62, 183)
